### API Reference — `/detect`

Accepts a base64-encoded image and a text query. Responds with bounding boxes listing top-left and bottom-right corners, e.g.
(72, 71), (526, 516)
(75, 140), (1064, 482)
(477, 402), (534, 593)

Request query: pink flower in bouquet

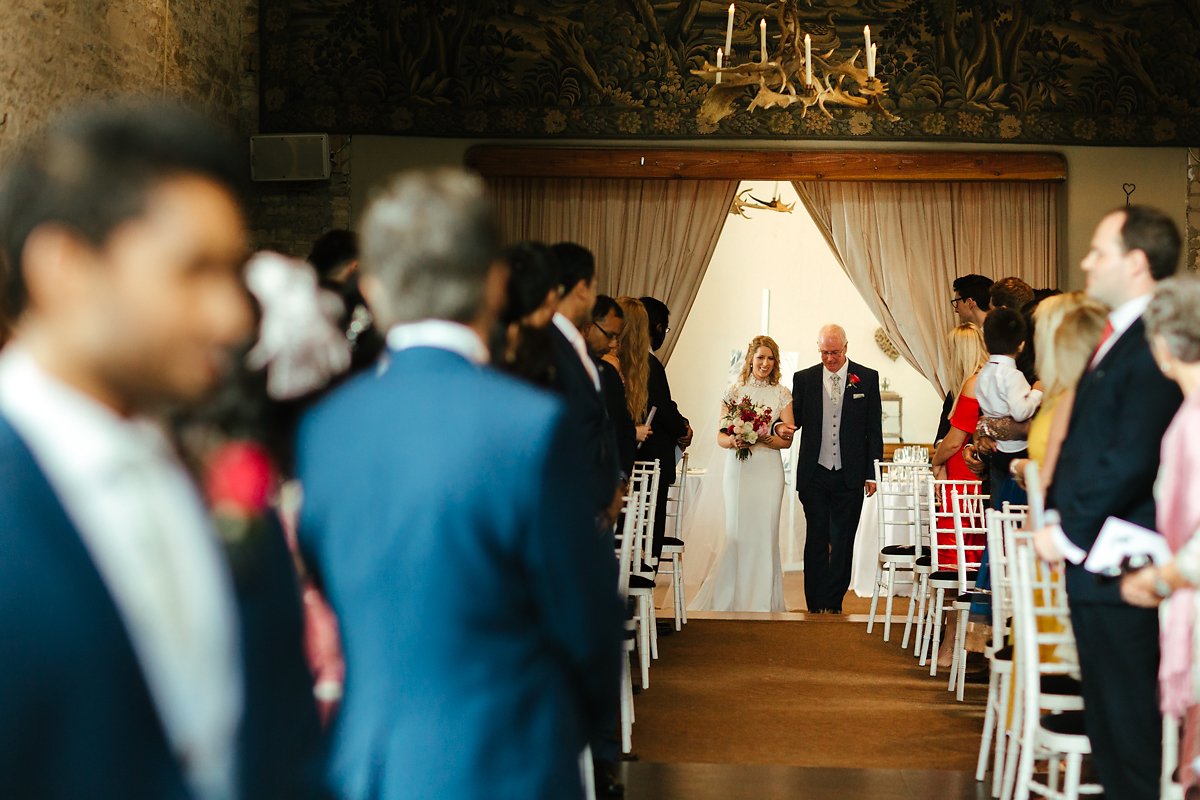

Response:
(722, 395), (774, 461)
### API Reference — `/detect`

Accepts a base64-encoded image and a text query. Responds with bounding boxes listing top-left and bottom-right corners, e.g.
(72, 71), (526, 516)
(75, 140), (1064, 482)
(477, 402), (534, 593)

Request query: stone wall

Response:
(0, 0), (244, 161)
(0, 0), (349, 259)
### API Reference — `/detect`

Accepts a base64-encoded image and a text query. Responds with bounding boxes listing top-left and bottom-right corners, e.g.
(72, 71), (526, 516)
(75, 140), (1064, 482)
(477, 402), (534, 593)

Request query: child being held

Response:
(976, 308), (1043, 504)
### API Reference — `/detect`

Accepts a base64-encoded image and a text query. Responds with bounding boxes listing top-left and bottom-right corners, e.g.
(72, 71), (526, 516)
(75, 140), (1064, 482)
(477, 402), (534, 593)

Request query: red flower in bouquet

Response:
(848, 373), (861, 386)
(721, 394), (774, 461)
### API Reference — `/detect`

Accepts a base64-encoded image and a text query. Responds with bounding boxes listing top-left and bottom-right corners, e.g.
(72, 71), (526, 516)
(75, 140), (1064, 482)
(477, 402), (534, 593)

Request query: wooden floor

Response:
(620, 762), (990, 800)
(621, 613), (988, 800)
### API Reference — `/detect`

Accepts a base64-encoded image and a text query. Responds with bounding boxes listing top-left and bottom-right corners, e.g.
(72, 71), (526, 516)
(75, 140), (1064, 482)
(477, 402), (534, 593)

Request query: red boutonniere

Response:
(848, 373), (861, 386)
(204, 440), (277, 582)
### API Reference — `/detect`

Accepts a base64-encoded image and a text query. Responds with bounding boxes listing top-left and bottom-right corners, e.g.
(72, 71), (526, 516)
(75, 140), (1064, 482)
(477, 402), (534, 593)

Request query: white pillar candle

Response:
(760, 19), (767, 63)
(716, 47), (724, 84)
(869, 43), (877, 78)
(804, 34), (812, 86)
(725, 5), (735, 60)
(864, 25), (871, 59)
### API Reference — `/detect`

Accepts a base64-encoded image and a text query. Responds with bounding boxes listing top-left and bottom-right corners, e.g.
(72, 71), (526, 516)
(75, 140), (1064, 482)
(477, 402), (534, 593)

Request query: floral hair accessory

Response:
(244, 252), (352, 400)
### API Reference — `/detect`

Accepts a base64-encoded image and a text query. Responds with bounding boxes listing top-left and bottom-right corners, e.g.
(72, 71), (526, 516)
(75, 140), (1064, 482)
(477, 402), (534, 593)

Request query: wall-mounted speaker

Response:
(250, 134), (331, 181)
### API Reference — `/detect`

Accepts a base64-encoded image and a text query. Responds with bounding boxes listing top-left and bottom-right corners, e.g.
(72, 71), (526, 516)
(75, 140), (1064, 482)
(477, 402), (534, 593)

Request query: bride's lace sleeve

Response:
(721, 383), (741, 407)
(777, 383), (793, 414)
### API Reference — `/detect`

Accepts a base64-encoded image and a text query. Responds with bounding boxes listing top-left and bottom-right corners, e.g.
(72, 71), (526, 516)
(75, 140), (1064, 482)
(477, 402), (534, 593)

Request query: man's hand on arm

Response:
(864, 481), (877, 497)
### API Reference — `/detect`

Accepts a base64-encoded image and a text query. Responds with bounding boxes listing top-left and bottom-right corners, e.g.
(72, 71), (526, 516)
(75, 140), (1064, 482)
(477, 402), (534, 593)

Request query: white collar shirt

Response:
(386, 319), (489, 364)
(1091, 294), (1152, 368)
(0, 346), (242, 800)
(552, 312), (600, 391)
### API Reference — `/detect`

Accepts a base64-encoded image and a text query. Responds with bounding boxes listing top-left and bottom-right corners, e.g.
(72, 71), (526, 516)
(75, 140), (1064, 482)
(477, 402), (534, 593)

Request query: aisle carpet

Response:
(631, 619), (986, 770)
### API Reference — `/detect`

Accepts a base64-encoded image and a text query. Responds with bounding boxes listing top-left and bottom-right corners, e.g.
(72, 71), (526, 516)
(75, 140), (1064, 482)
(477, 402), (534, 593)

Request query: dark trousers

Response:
(799, 466), (865, 612)
(652, 475), (670, 560)
(987, 448), (1026, 510)
(1069, 602), (1161, 800)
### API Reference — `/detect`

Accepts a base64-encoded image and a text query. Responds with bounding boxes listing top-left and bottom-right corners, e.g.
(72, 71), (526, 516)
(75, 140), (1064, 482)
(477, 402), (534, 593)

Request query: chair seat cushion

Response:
(916, 554), (932, 567)
(1042, 674), (1082, 697)
(881, 544), (916, 556)
(629, 574), (655, 590)
(661, 537), (684, 548)
(993, 644), (1013, 662)
(1040, 709), (1087, 736)
(930, 569), (978, 583)
(955, 589), (989, 604)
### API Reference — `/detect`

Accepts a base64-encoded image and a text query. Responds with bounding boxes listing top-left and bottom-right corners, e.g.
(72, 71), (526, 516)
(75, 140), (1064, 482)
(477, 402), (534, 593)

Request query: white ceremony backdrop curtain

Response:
(792, 181), (1059, 396)
(487, 177), (739, 362)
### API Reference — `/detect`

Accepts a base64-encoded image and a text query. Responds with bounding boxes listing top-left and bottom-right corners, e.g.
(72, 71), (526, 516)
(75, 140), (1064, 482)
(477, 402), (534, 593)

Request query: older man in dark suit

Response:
(780, 324), (883, 614)
(1034, 205), (1183, 800)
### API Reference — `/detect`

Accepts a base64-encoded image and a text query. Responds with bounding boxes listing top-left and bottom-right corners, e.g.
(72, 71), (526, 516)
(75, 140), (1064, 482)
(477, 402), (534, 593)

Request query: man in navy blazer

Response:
(0, 103), (323, 798)
(1035, 206), (1183, 800)
(296, 169), (623, 800)
(781, 325), (883, 614)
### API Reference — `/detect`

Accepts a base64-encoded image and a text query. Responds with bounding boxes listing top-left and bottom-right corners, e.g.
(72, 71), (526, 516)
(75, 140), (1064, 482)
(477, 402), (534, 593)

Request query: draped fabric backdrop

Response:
(487, 178), (739, 362)
(792, 181), (1060, 396)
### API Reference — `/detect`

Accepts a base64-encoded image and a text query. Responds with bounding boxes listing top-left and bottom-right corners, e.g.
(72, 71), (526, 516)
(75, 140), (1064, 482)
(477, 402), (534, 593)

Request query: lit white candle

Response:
(869, 43), (877, 78)
(725, 5), (735, 60)
(864, 24), (871, 58)
(804, 33), (812, 86)
(716, 47), (724, 84)
(760, 19), (767, 63)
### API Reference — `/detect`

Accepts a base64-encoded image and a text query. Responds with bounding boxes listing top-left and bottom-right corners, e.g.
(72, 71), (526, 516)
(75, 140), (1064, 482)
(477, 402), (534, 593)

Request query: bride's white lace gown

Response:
(690, 379), (792, 613)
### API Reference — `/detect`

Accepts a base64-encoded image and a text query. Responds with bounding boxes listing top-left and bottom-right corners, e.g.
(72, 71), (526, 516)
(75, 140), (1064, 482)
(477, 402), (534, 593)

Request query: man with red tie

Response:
(1034, 206), (1183, 800)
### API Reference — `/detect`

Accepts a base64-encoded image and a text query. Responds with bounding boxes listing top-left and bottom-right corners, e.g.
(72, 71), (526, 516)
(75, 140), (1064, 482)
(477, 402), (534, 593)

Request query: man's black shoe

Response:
(655, 621), (675, 637)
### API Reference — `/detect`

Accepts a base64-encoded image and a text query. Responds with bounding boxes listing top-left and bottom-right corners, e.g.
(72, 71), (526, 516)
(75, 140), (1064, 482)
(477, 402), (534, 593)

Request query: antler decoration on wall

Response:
(729, 187), (796, 217)
(692, 1), (899, 126)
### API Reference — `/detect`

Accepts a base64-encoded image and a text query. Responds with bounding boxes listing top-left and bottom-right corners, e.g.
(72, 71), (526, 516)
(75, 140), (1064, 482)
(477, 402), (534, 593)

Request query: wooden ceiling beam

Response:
(464, 146), (1067, 182)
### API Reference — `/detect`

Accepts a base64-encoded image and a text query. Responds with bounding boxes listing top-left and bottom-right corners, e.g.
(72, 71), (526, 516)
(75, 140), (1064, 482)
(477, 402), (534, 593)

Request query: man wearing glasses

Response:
(585, 296), (636, 477)
(951, 274), (993, 328)
(777, 325), (883, 614)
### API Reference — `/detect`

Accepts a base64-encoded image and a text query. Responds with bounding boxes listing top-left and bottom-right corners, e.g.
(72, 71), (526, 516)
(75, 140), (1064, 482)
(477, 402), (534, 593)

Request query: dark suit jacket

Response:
(0, 416), (324, 800)
(1049, 316), (1182, 604)
(296, 346), (623, 800)
(597, 357), (636, 477)
(642, 353), (688, 486)
(791, 361), (884, 492)
(548, 325), (621, 513)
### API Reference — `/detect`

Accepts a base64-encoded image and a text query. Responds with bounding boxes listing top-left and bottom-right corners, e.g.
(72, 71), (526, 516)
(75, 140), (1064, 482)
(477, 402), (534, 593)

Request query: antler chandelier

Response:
(692, 1), (900, 126)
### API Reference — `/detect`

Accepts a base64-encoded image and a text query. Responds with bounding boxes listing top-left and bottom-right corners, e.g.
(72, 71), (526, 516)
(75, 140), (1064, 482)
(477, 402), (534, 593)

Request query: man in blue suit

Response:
(0, 103), (324, 798)
(296, 169), (624, 800)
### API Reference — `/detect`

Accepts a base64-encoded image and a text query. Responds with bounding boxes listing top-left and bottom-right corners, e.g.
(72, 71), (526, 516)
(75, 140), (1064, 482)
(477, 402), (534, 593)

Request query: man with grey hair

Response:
(779, 324), (882, 613)
(295, 168), (623, 800)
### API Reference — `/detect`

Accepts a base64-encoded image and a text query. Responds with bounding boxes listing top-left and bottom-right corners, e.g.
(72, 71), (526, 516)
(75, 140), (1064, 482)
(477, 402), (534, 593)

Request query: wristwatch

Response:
(1153, 569), (1174, 600)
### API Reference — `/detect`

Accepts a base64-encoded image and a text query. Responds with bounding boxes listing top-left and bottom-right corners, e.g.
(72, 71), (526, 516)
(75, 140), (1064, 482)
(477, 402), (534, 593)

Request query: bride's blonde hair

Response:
(738, 335), (782, 385)
(615, 296), (650, 420)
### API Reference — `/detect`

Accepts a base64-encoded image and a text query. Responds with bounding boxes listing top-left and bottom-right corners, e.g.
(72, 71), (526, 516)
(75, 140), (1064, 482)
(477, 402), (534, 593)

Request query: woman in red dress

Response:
(931, 324), (988, 666)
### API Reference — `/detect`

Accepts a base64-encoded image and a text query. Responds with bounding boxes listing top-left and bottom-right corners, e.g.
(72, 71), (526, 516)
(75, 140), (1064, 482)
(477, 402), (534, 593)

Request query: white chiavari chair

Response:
(917, 479), (985, 673)
(657, 452), (689, 631)
(945, 490), (992, 698)
(614, 482), (639, 753)
(866, 458), (930, 642)
(1008, 543), (1096, 800)
(628, 460), (662, 687)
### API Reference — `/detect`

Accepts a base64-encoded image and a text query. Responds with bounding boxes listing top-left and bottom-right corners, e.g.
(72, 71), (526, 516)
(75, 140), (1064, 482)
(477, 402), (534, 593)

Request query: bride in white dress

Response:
(690, 335), (795, 612)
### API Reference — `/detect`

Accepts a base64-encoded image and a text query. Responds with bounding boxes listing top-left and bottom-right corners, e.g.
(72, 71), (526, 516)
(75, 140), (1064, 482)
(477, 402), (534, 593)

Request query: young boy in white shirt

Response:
(976, 307), (1043, 506)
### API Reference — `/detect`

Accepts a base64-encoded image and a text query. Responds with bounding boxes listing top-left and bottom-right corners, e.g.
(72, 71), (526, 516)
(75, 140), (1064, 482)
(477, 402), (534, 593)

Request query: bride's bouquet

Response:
(721, 394), (774, 461)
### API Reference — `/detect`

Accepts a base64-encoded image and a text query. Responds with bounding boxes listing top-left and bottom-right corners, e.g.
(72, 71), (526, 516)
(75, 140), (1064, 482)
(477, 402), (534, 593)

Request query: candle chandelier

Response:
(692, 1), (900, 127)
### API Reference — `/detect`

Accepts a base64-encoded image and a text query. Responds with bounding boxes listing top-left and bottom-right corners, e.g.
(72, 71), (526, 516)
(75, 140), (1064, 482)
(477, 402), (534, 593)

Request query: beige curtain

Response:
(793, 181), (1059, 396)
(487, 178), (739, 362)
